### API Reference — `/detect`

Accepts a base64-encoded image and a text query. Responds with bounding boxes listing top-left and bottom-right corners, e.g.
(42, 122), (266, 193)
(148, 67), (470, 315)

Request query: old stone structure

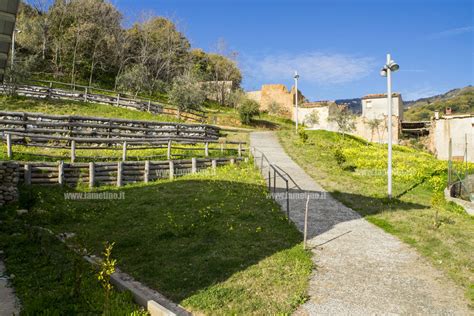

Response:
(247, 84), (305, 117)
(361, 93), (404, 121)
(0, 162), (19, 207)
(429, 114), (474, 162)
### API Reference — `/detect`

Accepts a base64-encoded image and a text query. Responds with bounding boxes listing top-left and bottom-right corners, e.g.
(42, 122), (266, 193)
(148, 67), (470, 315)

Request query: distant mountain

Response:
(404, 86), (474, 121)
(335, 98), (362, 114)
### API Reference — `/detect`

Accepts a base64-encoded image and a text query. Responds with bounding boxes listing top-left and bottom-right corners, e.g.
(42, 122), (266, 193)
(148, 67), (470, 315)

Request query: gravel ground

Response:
(250, 131), (471, 316)
(0, 255), (20, 316)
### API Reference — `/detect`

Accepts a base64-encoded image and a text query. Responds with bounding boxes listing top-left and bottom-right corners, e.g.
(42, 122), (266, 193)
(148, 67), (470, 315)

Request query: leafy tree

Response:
(367, 118), (383, 143)
(168, 74), (206, 118)
(238, 98), (260, 124)
(304, 111), (320, 126)
(116, 64), (150, 97)
(328, 106), (356, 138)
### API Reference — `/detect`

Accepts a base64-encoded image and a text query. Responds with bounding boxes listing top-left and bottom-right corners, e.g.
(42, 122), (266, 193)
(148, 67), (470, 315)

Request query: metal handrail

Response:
(251, 147), (290, 220)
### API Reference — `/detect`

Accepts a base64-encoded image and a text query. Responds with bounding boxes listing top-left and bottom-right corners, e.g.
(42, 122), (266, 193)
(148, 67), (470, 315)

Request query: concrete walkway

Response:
(0, 254), (20, 316)
(250, 131), (471, 315)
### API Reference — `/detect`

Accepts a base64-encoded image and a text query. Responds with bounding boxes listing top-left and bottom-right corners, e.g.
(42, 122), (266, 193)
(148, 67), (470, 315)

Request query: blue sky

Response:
(114, 0), (472, 101)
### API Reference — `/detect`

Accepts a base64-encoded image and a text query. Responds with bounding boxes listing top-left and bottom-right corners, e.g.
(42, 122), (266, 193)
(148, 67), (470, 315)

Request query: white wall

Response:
(294, 106), (338, 131)
(362, 96), (404, 121)
(434, 116), (474, 161)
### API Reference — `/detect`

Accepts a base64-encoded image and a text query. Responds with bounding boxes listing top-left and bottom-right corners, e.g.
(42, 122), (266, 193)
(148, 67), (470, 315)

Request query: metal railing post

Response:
(286, 179), (290, 220)
(273, 167), (276, 193)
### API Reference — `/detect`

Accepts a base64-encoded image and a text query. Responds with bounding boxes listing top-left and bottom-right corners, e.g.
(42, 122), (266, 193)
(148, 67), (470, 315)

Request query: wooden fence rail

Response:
(2, 132), (247, 162)
(0, 111), (219, 141)
(0, 83), (207, 122)
(16, 157), (241, 187)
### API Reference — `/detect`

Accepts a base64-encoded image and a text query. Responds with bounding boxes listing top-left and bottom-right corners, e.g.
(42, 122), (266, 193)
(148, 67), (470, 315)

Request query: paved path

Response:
(0, 254), (20, 316)
(250, 131), (471, 316)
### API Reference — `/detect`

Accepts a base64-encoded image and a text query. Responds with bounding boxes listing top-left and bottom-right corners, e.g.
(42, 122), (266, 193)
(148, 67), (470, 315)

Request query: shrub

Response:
(238, 99), (260, 124)
(268, 101), (282, 115)
(168, 74), (206, 117)
(333, 147), (346, 166)
(298, 126), (308, 143)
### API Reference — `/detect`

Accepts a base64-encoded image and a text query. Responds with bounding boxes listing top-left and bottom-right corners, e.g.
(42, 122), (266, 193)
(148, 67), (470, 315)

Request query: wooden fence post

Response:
(167, 140), (172, 159)
(148, 100), (151, 113)
(6, 133), (12, 159)
(192, 158), (197, 174)
(205, 142), (209, 157)
(84, 87), (88, 102)
(116, 94), (120, 107)
(230, 158), (235, 165)
(169, 160), (174, 180)
(71, 140), (76, 163)
(238, 143), (242, 157)
(117, 161), (123, 187)
(23, 164), (31, 185)
(212, 159), (217, 170)
(144, 161), (150, 183)
(58, 161), (64, 185)
(220, 143), (224, 155)
(122, 141), (127, 161)
(89, 162), (95, 188)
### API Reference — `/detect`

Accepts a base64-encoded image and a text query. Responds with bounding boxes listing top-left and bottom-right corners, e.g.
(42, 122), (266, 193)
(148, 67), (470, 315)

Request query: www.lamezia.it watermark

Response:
(64, 192), (125, 200)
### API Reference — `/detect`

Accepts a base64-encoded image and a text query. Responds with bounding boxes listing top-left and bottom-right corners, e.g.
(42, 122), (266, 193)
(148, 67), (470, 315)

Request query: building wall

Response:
(247, 84), (305, 118)
(431, 116), (474, 161)
(296, 104), (339, 131)
(362, 95), (404, 121)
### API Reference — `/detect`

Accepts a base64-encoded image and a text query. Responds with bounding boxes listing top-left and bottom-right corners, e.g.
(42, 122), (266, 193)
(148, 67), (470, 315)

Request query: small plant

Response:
(238, 98), (260, 124)
(298, 126), (308, 143)
(333, 147), (346, 166)
(429, 175), (446, 229)
(98, 241), (117, 315)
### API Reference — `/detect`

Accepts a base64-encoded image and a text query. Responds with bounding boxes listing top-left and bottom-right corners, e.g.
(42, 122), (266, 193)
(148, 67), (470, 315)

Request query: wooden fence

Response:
(16, 157), (241, 187)
(2, 132), (247, 162)
(0, 82), (207, 122)
(0, 111), (219, 140)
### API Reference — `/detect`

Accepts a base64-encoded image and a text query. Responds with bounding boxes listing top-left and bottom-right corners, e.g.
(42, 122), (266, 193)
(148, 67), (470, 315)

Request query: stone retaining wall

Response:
(0, 162), (19, 207)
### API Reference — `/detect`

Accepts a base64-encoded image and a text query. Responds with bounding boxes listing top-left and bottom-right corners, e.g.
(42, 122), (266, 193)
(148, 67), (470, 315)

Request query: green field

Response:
(0, 163), (312, 314)
(278, 129), (474, 304)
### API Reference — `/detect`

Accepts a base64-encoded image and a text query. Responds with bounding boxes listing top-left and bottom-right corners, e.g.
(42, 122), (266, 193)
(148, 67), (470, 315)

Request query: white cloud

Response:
(405, 86), (440, 101)
(244, 52), (375, 85)
(428, 26), (473, 39)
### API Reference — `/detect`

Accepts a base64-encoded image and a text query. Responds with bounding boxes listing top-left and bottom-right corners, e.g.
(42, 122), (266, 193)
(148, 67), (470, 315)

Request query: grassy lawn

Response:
(0, 163), (312, 314)
(0, 96), (181, 123)
(278, 129), (474, 305)
(0, 223), (146, 315)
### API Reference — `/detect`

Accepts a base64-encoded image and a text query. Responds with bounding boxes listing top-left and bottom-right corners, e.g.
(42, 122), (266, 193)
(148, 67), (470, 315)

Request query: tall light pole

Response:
(11, 28), (21, 70)
(294, 71), (300, 133)
(380, 53), (399, 199)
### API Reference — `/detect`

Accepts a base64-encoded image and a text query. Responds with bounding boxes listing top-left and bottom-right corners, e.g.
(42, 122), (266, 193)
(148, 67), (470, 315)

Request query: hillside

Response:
(404, 86), (474, 121)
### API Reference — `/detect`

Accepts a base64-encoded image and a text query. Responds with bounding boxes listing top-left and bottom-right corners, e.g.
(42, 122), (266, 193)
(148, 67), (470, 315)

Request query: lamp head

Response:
(388, 60), (399, 71)
(294, 71), (300, 79)
(380, 68), (387, 77)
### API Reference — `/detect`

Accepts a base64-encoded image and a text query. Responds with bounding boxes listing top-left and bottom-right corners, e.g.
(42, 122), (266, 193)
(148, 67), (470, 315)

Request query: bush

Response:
(298, 126), (308, 143)
(333, 147), (346, 166)
(268, 101), (282, 115)
(168, 74), (206, 117)
(238, 99), (260, 124)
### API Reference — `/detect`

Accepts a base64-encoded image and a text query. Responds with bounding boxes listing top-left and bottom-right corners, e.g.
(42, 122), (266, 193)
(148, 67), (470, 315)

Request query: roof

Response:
(362, 93), (401, 100)
(0, 0), (20, 82)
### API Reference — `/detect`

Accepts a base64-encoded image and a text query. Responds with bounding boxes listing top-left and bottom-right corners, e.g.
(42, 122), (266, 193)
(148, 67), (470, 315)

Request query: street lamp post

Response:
(294, 71), (300, 133)
(380, 53), (399, 199)
(11, 28), (21, 70)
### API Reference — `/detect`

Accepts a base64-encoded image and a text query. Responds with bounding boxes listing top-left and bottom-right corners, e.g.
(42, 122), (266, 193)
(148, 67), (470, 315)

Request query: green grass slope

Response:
(278, 129), (474, 305)
(0, 163), (312, 315)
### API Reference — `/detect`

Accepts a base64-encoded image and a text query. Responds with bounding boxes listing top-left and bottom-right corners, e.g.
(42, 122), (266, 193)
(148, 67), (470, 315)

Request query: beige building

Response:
(429, 114), (474, 162)
(247, 84), (305, 118)
(296, 102), (339, 131)
(361, 93), (404, 121)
